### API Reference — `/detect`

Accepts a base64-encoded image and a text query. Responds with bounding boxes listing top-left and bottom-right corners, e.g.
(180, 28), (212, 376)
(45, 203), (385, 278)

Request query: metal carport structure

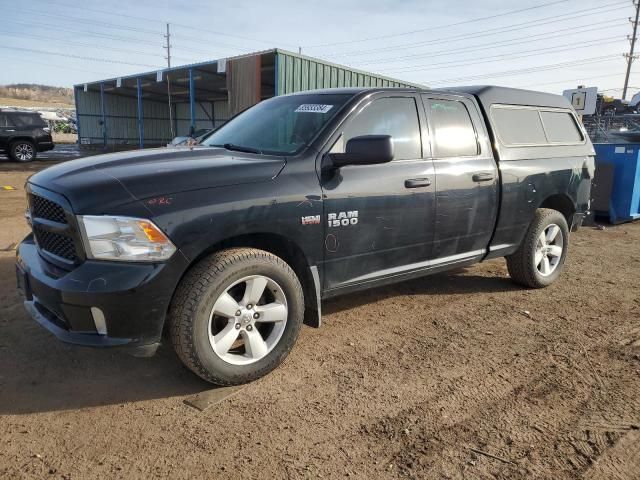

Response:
(74, 49), (421, 149)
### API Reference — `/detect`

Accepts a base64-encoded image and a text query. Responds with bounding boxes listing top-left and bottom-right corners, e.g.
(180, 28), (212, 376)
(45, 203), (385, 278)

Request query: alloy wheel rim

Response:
(15, 144), (34, 161)
(208, 275), (288, 365)
(535, 223), (564, 277)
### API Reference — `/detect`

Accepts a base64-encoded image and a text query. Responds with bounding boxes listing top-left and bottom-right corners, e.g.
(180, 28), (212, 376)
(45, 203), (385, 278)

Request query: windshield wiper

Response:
(211, 143), (262, 154)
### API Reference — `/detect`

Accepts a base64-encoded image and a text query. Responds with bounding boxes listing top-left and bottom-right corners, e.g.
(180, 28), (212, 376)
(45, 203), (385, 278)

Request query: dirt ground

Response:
(0, 165), (639, 480)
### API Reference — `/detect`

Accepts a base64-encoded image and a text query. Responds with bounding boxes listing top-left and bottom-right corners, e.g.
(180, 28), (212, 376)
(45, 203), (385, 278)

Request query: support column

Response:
(189, 68), (195, 134)
(137, 77), (144, 149)
(100, 82), (107, 147)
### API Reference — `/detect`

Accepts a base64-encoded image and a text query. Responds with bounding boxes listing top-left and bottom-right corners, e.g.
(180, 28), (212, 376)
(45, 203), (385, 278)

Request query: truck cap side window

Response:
(337, 97), (422, 160)
(490, 105), (584, 146)
(425, 99), (479, 158)
(491, 106), (547, 146)
(201, 93), (352, 156)
(539, 111), (584, 143)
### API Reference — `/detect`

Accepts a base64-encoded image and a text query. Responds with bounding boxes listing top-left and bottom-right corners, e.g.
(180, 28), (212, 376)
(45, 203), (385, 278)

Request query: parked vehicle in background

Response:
(16, 86), (594, 385)
(168, 128), (214, 147)
(0, 109), (54, 162)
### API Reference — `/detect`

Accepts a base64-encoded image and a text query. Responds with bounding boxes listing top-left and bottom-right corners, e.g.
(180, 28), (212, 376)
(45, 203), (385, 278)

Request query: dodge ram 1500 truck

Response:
(16, 86), (595, 385)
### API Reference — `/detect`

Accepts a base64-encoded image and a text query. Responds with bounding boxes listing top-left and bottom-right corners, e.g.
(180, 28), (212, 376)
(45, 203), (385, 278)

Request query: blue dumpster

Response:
(593, 143), (640, 224)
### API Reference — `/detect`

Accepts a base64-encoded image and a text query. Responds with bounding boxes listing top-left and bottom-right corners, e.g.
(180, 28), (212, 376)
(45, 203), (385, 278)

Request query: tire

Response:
(169, 248), (304, 385)
(9, 140), (37, 162)
(506, 208), (569, 288)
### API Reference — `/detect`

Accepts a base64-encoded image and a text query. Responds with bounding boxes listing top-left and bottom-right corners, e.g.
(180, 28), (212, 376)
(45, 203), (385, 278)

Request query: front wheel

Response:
(169, 248), (304, 385)
(506, 208), (569, 288)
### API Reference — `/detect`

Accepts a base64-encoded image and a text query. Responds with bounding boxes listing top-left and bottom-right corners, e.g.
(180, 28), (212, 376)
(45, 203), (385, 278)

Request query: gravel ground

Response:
(0, 166), (639, 479)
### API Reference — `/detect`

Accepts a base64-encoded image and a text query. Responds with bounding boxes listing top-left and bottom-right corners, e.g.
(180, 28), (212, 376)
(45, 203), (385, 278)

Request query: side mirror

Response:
(329, 135), (394, 168)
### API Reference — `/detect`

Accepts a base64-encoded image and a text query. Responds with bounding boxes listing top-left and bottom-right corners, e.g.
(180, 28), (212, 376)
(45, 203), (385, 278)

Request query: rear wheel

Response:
(506, 208), (569, 288)
(169, 248), (304, 385)
(9, 140), (37, 162)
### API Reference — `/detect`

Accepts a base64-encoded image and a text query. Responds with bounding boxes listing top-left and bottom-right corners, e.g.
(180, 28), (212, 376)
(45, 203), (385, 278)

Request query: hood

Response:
(28, 147), (286, 214)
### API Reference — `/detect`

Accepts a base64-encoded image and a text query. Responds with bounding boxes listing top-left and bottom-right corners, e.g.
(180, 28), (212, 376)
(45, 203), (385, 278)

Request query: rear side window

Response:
(540, 111), (583, 143)
(0, 113), (13, 127)
(491, 107), (547, 145)
(10, 114), (45, 127)
(342, 97), (422, 160)
(425, 98), (479, 157)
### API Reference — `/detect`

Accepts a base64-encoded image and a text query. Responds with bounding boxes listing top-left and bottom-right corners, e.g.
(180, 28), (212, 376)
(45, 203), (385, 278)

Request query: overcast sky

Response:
(0, 0), (636, 96)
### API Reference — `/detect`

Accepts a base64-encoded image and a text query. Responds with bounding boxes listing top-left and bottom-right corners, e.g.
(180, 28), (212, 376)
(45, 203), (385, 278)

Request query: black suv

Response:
(0, 109), (54, 162)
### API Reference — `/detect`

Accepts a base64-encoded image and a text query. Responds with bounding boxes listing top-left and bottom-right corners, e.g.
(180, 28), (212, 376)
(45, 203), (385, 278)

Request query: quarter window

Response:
(341, 97), (422, 160)
(425, 99), (479, 157)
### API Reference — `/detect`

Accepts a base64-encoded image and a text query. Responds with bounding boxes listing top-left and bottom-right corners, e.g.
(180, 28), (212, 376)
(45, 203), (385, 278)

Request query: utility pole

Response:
(163, 23), (172, 68)
(163, 22), (174, 138)
(623, 0), (640, 100)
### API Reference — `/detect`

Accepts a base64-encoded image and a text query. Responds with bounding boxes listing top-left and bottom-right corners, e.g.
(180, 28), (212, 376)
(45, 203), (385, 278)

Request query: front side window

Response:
(202, 93), (353, 155)
(340, 97), (422, 160)
(425, 98), (479, 157)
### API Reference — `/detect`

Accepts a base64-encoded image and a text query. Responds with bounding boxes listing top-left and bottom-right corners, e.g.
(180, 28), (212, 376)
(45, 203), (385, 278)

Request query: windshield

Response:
(202, 93), (353, 155)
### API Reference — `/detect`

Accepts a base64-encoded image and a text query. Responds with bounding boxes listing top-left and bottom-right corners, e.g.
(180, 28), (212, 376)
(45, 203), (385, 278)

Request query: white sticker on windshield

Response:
(295, 104), (334, 113)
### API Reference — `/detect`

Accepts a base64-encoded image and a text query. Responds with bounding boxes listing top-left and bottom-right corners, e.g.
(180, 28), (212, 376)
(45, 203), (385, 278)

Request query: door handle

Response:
(472, 172), (494, 182)
(404, 177), (431, 188)
(6, 129), (15, 132)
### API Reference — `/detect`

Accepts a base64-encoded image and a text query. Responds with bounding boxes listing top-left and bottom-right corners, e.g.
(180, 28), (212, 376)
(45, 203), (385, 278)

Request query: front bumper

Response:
(16, 235), (189, 349)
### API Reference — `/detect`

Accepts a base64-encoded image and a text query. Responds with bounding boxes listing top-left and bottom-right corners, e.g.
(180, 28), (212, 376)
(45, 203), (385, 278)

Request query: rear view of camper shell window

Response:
(490, 105), (584, 147)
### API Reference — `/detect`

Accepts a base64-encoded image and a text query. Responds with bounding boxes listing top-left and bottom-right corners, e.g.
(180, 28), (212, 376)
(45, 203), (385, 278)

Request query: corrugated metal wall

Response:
(76, 88), (173, 146)
(76, 87), (230, 146)
(275, 50), (418, 95)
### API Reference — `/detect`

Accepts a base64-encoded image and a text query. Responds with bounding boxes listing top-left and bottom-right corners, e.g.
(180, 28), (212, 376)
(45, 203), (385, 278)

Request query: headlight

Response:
(78, 215), (176, 262)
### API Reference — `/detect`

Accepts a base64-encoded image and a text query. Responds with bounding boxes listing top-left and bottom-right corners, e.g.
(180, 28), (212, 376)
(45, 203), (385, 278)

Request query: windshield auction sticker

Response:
(295, 104), (334, 113)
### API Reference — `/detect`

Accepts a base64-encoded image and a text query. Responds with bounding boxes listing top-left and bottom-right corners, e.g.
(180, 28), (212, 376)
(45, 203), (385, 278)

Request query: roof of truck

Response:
(289, 85), (572, 110)
(444, 85), (572, 109)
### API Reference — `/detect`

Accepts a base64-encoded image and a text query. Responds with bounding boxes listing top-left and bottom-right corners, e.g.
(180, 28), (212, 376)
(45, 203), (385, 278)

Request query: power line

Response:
(0, 45), (163, 68)
(7, 19), (161, 47)
(352, 19), (628, 66)
(304, 0), (573, 48)
(426, 55), (621, 84)
(0, 54), (113, 77)
(4, 7), (163, 35)
(0, 31), (161, 58)
(517, 72), (631, 88)
(320, 2), (629, 58)
(378, 36), (626, 74)
(26, 0), (296, 49)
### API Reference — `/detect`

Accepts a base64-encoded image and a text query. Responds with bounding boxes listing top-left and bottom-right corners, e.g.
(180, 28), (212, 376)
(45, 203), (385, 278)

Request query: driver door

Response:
(319, 94), (436, 292)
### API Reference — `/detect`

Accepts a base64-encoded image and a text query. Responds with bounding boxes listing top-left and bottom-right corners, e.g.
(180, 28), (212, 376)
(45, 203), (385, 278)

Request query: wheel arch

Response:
(538, 193), (576, 227)
(8, 136), (36, 145)
(172, 232), (321, 330)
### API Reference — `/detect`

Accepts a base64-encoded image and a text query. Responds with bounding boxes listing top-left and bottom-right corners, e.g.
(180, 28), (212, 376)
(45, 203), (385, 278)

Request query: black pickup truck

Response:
(16, 86), (594, 385)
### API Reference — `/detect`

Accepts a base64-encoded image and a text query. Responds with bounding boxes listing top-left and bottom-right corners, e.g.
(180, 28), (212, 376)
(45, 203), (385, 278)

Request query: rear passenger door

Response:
(422, 95), (499, 261)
